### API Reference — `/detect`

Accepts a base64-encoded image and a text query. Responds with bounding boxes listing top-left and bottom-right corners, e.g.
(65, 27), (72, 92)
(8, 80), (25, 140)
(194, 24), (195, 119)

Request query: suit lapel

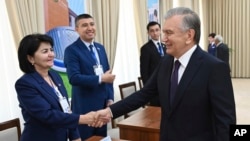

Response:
(93, 43), (105, 66)
(76, 38), (96, 65)
(30, 72), (59, 105)
(161, 43), (167, 55)
(149, 40), (161, 57)
(169, 47), (203, 115)
(164, 57), (174, 113)
(158, 56), (174, 115)
(49, 71), (68, 98)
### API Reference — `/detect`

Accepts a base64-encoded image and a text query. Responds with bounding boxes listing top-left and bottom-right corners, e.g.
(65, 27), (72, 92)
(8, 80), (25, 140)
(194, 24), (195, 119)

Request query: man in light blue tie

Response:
(140, 21), (166, 106)
(64, 14), (115, 140)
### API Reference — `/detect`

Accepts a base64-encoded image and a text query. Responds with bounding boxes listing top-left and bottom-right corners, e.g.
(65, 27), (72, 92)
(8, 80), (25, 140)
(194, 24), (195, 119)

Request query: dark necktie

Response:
(157, 42), (164, 56)
(89, 44), (97, 63)
(170, 60), (181, 106)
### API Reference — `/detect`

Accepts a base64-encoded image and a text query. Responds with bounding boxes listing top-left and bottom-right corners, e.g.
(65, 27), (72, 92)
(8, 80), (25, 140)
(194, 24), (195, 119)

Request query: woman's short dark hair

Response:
(18, 33), (54, 73)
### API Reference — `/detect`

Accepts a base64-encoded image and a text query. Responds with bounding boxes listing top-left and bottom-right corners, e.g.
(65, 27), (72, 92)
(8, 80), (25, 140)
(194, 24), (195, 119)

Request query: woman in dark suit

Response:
(15, 34), (103, 141)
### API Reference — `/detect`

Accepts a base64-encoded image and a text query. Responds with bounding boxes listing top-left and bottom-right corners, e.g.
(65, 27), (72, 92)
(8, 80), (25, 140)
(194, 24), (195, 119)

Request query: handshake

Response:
(78, 108), (112, 127)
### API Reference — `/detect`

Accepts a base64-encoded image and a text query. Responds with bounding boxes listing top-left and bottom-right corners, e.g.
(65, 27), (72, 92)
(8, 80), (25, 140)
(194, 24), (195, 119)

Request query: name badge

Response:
(100, 136), (112, 141)
(94, 65), (104, 75)
(59, 97), (72, 113)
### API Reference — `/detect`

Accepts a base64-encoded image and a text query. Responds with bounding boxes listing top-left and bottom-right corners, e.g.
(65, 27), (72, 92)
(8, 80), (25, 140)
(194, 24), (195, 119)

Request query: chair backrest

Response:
(138, 77), (143, 89)
(119, 81), (138, 118)
(0, 118), (21, 141)
(111, 82), (136, 128)
(119, 81), (137, 99)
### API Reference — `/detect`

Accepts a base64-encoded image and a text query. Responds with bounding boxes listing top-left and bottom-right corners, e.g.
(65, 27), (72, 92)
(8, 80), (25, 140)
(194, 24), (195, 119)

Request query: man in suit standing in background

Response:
(140, 21), (166, 106)
(207, 33), (217, 56)
(95, 7), (236, 141)
(64, 14), (115, 140)
(214, 34), (230, 65)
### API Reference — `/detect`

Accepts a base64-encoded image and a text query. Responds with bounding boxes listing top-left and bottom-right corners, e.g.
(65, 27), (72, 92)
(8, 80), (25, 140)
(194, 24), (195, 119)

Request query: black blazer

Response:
(110, 46), (236, 141)
(140, 40), (166, 84)
(216, 43), (229, 65)
(140, 40), (166, 106)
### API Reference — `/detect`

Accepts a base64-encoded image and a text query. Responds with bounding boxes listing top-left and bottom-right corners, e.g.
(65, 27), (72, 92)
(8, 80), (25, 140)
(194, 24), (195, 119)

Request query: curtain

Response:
(112, 0), (140, 101)
(3, 0), (45, 128)
(159, 0), (173, 25)
(133, 0), (148, 52)
(88, 0), (119, 68)
(0, 0), (23, 125)
(5, 0), (45, 49)
(207, 0), (250, 77)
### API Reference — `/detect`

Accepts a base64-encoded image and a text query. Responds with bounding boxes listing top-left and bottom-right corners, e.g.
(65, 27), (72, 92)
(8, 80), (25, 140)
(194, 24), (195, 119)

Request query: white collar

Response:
(81, 40), (94, 50)
(174, 45), (197, 68)
(152, 39), (161, 46)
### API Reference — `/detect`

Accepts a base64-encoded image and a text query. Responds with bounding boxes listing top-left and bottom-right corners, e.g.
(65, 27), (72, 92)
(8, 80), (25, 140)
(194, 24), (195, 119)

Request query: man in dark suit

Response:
(140, 21), (166, 106)
(95, 7), (236, 141)
(207, 33), (217, 56)
(64, 14), (115, 140)
(214, 34), (230, 65)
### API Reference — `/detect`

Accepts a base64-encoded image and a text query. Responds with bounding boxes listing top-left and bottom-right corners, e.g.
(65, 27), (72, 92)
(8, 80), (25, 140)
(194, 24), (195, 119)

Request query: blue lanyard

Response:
(49, 77), (63, 99)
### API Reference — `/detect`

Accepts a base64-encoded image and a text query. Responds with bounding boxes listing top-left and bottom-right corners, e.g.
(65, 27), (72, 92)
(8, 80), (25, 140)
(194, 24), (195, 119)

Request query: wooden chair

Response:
(0, 118), (21, 141)
(138, 77), (143, 89)
(110, 119), (117, 129)
(109, 82), (137, 128)
(119, 81), (143, 118)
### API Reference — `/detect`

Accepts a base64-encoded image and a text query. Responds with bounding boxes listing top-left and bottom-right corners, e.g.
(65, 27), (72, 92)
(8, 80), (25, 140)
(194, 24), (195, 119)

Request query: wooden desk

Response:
(85, 135), (129, 141)
(116, 106), (161, 141)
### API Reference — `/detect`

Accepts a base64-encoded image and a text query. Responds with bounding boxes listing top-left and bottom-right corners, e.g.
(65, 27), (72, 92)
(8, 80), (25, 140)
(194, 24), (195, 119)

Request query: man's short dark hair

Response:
(147, 21), (161, 31)
(208, 33), (216, 38)
(75, 14), (93, 27)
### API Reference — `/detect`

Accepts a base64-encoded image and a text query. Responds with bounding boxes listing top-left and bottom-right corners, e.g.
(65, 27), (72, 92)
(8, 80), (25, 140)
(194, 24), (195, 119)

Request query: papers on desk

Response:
(100, 136), (112, 141)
